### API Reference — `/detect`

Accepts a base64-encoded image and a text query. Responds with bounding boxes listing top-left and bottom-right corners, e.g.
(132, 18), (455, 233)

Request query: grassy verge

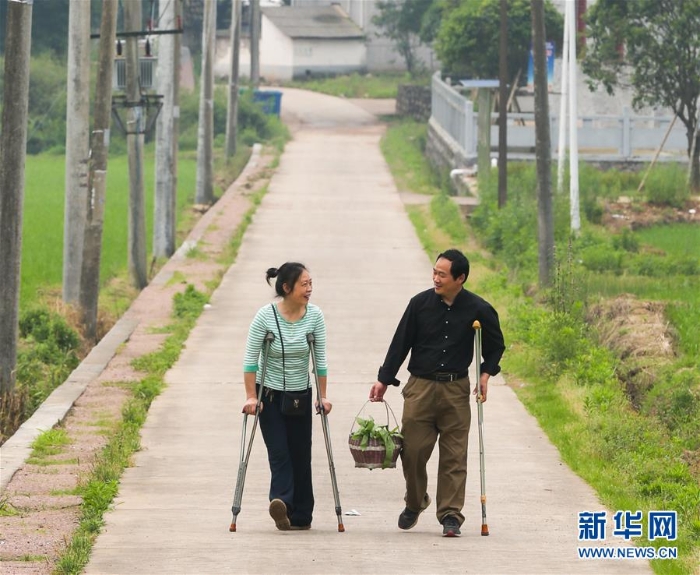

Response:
(380, 118), (700, 575)
(282, 71), (430, 99)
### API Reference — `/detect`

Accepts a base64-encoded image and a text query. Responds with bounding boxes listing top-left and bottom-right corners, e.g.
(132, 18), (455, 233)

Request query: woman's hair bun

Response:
(265, 267), (279, 285)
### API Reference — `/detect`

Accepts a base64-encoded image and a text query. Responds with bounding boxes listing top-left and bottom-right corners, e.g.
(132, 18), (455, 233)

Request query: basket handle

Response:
(350, 400), (400, 434)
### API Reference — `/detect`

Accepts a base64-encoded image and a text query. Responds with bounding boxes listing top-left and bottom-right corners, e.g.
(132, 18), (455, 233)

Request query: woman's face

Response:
(284, 270), (312, 305)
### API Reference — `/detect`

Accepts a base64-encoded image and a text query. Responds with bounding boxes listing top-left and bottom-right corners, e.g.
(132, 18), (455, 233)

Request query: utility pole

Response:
(497, 0), (508, 209)
(154, 0), (182, 258)
(250, 0), (260, 87)
(79, 0), (118, 342)
(556, 0), (570, 194)
(124, 0), (148, 288)
(195, 0), (215, 205)
(63, 0), (91, 304)
(567, 0), (580, 233)
(0, 0), (33, 393)
(225, 0), (242, 160)
(532, 0), (554, 288)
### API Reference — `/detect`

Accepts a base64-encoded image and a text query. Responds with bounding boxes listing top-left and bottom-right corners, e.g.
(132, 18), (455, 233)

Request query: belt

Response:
(417, 371), (468, 382)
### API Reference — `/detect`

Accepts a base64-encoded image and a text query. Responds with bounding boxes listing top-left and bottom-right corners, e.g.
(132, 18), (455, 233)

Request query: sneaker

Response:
(398, 495), (431, 530)
(442, 515), (461, 537)
(269, 499), (291, 531)
(289, 524), (311, 531)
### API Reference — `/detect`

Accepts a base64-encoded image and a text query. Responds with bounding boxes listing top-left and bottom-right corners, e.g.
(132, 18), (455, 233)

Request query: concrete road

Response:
(85, 89), (652, 575)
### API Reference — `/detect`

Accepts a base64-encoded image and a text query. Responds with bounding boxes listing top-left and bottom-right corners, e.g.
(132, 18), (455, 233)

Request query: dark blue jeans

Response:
(259, 386), (314, 527)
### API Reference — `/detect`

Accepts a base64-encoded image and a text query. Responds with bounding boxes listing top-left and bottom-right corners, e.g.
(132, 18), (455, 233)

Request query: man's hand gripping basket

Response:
(348, 401), (402, 470)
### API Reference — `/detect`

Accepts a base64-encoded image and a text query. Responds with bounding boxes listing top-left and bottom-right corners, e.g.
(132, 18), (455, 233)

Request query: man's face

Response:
(433, 257), (464, 299)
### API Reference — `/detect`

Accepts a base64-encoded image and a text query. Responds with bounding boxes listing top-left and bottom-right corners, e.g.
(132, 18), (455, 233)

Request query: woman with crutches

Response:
(240, 262), (332, 531)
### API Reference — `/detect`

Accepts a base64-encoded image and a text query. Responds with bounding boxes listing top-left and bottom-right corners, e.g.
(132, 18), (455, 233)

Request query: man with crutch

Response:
(369, 249), (505, 537)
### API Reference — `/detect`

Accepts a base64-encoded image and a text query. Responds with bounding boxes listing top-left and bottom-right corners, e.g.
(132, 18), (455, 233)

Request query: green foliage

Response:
(31, 428), (71, 458)
(9, 308), (81, 432)
(285, 72), (424, 98)
(373, 0), (434, 76)
(644, 164), (691, 207)
(434, 0), (563, 80)
(19, 308), (79, 351)
(583, 0), (700, 188)
(173, 284), (209, 321)
(430, 193), (467, 243)
(350, 415), (403, 469)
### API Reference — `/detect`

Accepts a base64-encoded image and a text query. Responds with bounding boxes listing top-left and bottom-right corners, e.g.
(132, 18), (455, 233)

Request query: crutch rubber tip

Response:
(481, 524), (489, 536)
(338, 524), (345, 532)
(229, 523), (237, 532)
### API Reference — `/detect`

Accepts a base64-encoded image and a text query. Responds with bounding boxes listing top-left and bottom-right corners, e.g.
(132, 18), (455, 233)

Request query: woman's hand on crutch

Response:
(242, 396), (262, 415)
(315, 397), (332, 414)
(241, 372), (263, 414)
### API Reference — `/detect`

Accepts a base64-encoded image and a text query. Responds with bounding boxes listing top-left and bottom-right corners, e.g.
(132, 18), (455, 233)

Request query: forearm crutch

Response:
(473, 320), (489, 536)
(229, 331), (275, 532)
(307, 332), (345, 532)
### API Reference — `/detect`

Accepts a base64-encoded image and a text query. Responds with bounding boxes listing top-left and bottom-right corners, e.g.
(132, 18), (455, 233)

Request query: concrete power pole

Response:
(0, 0), (33, 393)
(62, 0), (91, 304)
(225, 0), (242, 160)
(497, 0), (508, 208)
(195, 0), (215, 205)
(79, 0), (118, 342)
(532, 0), (554, 288)
(124, 0), (148, 289)
(250, 0), (260, 87)
(154, 0), (182, 258)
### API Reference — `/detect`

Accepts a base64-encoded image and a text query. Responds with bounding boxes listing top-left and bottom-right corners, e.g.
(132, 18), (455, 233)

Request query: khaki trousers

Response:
(400, 375), (471, 525)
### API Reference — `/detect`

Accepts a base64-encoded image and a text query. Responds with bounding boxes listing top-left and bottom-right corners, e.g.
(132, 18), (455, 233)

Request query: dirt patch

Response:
(587, 295), (675, 409)
(602, 196), (700, 231)
(0, 150), (277, 574)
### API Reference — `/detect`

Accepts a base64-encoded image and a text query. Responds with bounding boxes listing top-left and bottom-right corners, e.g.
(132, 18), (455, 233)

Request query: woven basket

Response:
(348, 401), (402, 470)
(348, 435), (402, 469)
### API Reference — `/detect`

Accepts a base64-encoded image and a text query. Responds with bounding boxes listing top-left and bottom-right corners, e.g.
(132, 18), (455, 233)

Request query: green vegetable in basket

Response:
(350, 416), (403, 469)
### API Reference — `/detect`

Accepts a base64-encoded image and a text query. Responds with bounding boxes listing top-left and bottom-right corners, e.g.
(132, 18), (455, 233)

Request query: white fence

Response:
(430, 72), (689, 164)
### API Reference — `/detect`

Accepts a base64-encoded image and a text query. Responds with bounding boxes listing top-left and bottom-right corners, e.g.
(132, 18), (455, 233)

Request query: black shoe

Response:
(269, 499), (290, 531)
(398, 495), (431, 530)
(442, 515), (461, 537)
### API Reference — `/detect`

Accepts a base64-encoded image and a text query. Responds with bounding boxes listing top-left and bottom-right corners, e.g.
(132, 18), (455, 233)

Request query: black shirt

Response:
(377, 288), (505, 386)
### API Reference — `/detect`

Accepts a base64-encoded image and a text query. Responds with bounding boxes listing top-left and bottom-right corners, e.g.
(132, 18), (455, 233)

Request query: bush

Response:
(644, 164), (689, 207)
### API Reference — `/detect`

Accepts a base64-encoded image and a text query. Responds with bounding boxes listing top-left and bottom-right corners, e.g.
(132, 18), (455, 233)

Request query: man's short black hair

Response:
(436, 249), (469, 283)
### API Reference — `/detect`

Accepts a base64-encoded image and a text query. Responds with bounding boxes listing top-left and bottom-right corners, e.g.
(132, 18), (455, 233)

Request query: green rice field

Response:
(21, 152), (197, 305)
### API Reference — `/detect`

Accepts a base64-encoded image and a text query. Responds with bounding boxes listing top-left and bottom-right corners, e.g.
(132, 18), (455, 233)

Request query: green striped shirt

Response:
(243, 303), (328, 391)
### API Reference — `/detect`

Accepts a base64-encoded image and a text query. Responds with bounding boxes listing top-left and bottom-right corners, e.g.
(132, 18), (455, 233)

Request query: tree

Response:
(372, 0), (435, 77)
(434, 0), (563, 81)
(583, 0), (700, 190)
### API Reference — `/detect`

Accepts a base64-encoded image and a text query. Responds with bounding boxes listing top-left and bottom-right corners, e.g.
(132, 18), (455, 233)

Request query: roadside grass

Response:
(380, 118), (700, 575)
(283, 71), (428, 99)
(28, 428), (71, 459)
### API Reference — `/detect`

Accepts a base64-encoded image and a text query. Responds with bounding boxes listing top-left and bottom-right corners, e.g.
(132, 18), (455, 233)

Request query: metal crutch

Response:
(229, 331), (275, 532)
(306, 332), (345, 532)
(472, 320), (489, 536)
